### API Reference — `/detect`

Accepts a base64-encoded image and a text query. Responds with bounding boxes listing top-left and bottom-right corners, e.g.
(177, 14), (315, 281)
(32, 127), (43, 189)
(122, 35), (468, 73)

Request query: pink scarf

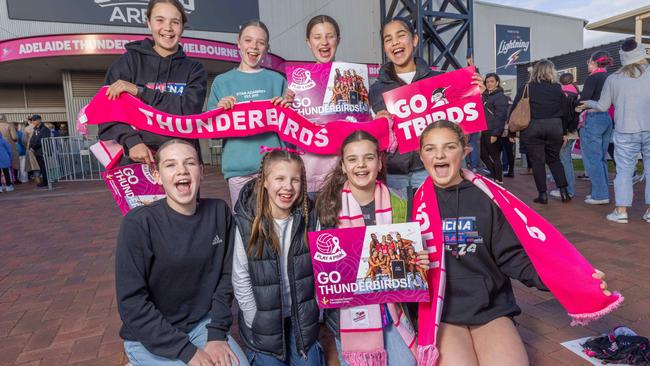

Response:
(414, 171), (624, 365)
(337, 181), (417, 366)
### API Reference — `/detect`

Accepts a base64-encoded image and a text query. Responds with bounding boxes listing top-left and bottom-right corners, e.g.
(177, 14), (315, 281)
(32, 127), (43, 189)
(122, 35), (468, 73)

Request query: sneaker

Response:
(643, 209), (650, 223)
(585, 197), (610, 205)
(633, 173), (645, 185)
(550, 189), (574, 198)
(606, 210), (628, 224)
(4, 185), (13, 192)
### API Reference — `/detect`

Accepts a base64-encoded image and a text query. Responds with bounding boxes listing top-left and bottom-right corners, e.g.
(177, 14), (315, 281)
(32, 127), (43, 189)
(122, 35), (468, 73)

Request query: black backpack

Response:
(564, 90), (580, 133)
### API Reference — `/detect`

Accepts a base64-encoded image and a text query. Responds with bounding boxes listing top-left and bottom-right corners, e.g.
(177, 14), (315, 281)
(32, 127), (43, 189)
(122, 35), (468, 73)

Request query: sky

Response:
(480, 0), (648, 47)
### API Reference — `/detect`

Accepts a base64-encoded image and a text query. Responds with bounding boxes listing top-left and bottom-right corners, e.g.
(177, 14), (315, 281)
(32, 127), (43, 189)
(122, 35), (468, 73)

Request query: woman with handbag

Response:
(509, 60), (571, 204)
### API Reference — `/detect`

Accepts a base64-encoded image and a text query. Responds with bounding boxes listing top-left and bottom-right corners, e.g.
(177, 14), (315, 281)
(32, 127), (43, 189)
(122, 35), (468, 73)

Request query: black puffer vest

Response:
(234, 180), (320, 360)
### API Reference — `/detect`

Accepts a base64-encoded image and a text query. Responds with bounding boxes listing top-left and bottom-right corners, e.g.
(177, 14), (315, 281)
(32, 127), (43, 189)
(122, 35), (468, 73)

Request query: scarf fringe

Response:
(417, 345), (440, 366)
(569, 292), (625, 326)
(343, 350), (387, 366)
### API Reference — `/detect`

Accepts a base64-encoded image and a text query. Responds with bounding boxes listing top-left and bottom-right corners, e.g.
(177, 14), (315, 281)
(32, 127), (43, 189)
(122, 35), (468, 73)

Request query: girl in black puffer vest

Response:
(232, 148), (323, 366)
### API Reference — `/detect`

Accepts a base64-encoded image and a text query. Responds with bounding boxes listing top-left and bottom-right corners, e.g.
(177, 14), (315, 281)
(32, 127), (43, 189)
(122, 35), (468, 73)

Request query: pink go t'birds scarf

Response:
(413, 170), (624, 365)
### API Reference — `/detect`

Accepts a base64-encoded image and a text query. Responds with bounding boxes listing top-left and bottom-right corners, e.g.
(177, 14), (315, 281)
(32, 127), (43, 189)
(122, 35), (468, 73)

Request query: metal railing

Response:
(41, 136), (105, 189)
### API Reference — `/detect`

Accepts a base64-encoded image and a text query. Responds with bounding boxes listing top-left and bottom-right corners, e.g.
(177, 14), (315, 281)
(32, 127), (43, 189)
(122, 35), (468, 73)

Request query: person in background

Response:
(482, 73), (509, 184)
(579, 39), (650, 224)
(0, 133), (13, 192)
(0, 114), (19, 185)
(16, 123), (28, 183)
(510, 60), (571, 204)
(28, 115), (50, 188)
(579, 50), (614, 205)
(550, 73), (580, 200)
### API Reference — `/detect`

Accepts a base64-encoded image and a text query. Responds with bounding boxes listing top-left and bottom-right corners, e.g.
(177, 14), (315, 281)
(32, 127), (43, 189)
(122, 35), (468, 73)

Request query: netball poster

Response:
(287, 61), (371, 124)
(102, 163), (166, 215)
(308, 222), (430, 309)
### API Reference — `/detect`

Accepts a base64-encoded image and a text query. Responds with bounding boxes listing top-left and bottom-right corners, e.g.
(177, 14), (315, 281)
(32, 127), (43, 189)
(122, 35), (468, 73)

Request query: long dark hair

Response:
(248, 150), (308, 258)
(380, 17), (417, 86)
(146, 0), (187, 25)
(316, 131), (385, 228)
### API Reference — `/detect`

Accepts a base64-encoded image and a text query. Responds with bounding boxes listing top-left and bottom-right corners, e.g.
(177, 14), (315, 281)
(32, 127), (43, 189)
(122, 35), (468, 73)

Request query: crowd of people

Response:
(10, 0), (640, 365)
(0, 114), (62, 191)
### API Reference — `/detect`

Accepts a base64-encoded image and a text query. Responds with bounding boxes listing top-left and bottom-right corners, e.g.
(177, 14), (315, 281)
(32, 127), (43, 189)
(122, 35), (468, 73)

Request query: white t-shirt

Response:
(398, 71), (417, 84)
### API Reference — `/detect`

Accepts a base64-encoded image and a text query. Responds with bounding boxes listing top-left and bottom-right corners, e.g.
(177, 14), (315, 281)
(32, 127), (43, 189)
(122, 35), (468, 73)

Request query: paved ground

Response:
(0, 166), (648, 365)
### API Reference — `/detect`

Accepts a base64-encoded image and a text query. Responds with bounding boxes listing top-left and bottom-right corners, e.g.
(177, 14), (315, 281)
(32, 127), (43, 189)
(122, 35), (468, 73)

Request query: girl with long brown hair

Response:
(231, 148), (323, 366)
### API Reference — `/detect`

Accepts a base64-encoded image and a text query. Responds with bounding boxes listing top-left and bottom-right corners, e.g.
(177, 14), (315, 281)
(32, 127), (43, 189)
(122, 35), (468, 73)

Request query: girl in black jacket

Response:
(100, 0), (207, 165)
(231, 149), (322, 366)
(482, 73), (509, 183)
(369, 17), (484, 192)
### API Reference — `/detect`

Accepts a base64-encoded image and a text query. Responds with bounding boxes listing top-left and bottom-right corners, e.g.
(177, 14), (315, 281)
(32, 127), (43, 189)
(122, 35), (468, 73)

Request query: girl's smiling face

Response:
(238, 25), (269, 70)
(307, 22), (339, 63)
(264, 160), (302, 219)
(147, 2), (183, 57)
(382, 20), (418, 70)
(341, 140), (381, 193)
(420, 127), (469, 189)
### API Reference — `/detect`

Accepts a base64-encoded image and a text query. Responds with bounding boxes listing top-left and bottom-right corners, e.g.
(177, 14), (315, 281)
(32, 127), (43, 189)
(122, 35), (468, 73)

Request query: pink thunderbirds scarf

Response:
(414, 171), (624, 366)
(338, 181), (417, 366)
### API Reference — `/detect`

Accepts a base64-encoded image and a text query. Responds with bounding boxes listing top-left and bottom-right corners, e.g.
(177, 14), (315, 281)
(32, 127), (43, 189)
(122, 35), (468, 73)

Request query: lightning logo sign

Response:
(495, 25), (530, 76)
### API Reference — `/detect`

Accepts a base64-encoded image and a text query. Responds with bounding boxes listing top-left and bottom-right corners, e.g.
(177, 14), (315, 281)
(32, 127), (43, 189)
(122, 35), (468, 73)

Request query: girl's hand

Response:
(217, 96), (237, 110)
(490, 136), (498, 144)
(472, 72), (486, 94)
(129, 143), (154, 165)
(575, 102), (587, 113)
(416, 250), (430, 271)
(375, 110), (392, 119)
(271, 89), (295, 108)
(593, 269), (612, 296)
(106, 80), (138, 100)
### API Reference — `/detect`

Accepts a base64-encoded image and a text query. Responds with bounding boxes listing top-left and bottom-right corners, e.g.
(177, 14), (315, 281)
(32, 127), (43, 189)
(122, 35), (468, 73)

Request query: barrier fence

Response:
(41, 136), (104, 190)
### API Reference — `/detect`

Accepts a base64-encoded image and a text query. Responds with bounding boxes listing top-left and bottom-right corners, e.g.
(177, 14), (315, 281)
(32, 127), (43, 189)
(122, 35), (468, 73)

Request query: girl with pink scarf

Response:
(315, 131), (429, 366)
(413, 120), (617, 365)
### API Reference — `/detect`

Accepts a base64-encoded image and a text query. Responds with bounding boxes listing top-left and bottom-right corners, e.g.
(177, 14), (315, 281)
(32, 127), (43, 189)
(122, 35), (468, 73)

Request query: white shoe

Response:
(606, 210), (628, 224)
(643, 209), (650, 223)
(4, 185), (13, 192)
(550, 189), (574, 198)
(585, 197), (610, 205)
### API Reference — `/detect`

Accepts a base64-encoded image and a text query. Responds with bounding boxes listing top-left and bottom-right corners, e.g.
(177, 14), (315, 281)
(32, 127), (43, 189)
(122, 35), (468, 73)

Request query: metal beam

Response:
(380, 0), (473, 71)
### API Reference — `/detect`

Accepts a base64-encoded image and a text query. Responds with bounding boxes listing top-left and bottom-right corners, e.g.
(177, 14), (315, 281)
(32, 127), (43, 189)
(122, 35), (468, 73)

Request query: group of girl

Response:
(110, 1), (612, 365)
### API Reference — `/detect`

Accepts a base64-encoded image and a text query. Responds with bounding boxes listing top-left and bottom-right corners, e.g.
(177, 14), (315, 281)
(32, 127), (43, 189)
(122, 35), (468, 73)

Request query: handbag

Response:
(508, 83), (531, 132)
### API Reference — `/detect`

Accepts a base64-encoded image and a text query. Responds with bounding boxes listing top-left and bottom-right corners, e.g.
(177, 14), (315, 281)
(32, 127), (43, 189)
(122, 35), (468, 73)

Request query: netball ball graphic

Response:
(314, 233), (346, 262)
(289, 68), (316, 91)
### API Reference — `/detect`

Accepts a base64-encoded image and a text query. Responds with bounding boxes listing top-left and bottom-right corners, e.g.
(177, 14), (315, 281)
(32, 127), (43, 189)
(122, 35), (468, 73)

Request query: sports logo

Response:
(430, 86), (451, 108)
(288, 68), (316, 91)
(314, 233), (347, 263)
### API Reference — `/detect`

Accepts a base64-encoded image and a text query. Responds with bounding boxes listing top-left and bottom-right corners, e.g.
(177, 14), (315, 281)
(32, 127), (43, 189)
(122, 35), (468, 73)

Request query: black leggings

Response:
(480, 132), (503, 181)
(520, 118), (568, 193)
(0, 168), (11, 185)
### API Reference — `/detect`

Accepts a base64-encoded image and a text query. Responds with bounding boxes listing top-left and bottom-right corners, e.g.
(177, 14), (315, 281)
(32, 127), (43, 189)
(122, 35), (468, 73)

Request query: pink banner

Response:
(287, 61), (372, 124)
(102, 163), (165, 215)
(382, 66), (487, 154)
(79, 86), (391, 155)
(0, 34), (285, 71)
(308, 222), (430, 309)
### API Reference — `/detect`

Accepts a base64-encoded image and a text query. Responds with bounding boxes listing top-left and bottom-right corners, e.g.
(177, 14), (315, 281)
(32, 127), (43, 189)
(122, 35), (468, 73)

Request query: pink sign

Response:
(102, 163), (165, 215)
(382, 66), (487, 153)
(287, 61), (372, 124)
(0, 34), (285, 72)
(79, 86), (391, 155)
(308, 222), (430, 309)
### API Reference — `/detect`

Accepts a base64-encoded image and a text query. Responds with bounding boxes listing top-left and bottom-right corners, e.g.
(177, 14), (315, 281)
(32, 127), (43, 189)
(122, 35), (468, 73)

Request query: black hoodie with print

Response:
(435, 179), (547, 325)
(99, 39), (207, 156)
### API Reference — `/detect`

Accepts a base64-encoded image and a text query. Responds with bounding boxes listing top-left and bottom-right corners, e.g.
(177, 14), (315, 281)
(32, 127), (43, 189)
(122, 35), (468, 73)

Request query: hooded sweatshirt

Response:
(369, 58), (443, 175)
(435, 179), (547, 325)
(99, 39), (207, 155)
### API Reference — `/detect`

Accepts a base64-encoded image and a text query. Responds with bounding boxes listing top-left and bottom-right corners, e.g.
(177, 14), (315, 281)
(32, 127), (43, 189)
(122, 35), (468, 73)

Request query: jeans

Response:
(335, 323), (416, 366)
(581, 112), (613, 200)
(124, 318), (249, 366)
(387, 169), (429, 191)
(520, 118), (568, 193)
(466, 132), (480, 169)
(501, 137), (515, 174)
(560, 139), (577, 196)
(612, 130), (650, 207)
(246, 319), (323, 366)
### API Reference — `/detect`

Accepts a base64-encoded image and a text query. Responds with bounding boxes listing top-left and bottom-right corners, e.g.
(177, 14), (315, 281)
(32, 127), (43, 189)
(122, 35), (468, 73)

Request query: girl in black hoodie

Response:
(417, 120), (610, 365)
(100, 0), (207, 165)
(369, 17), (484, 193)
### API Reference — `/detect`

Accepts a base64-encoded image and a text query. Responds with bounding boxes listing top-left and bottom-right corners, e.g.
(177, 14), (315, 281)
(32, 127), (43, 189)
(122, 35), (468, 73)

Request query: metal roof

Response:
(586, 5), (650, 35)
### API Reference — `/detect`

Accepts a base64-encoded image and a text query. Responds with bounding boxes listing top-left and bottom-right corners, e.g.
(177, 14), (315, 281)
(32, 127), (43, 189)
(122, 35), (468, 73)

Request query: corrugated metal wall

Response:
(63, 71), (105, 136)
